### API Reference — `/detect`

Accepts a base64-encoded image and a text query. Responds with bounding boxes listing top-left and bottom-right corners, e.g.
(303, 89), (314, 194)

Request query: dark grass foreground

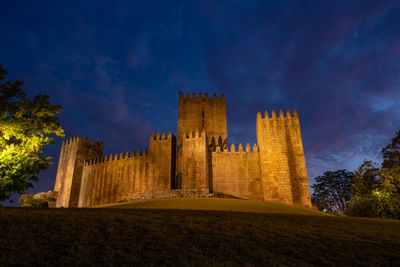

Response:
(1, 201), (400, 266)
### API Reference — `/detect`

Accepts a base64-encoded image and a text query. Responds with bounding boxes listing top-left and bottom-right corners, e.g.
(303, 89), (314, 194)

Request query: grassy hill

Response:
(95, 197), (325, 215)
(1, 198), (400, 266)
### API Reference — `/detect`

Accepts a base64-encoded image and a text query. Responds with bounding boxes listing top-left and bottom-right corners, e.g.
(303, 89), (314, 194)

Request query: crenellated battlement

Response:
(209, 135), (228, 150)
(183, 130), (206, 139)
(150, 132), (174, 141)
(256, 109), (299, 121)
(62, 136), (104, 149)
(179, 91), (225, 101)
(213, 143), (259, 153)
(84, 148), (149, 167)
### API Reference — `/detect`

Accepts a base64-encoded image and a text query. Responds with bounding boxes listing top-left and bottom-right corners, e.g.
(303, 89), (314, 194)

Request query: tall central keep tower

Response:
(176, 92), (227, 191)
(177, 92), (227, 149)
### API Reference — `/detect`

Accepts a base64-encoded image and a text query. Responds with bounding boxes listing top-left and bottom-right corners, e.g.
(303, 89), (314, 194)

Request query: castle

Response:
(54, 92), (311, 207)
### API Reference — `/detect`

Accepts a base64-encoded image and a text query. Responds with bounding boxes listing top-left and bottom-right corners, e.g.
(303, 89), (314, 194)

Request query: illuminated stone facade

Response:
(54, 92), (311, 207)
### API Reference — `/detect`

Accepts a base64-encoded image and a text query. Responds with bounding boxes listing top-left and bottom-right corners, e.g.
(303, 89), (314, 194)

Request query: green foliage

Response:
(380, 165), (400, 196)
(382, 130), (400, 169)
(351, 160), (380, 197)
(347, 195), (376, 217)
(311, 169), (353, 214)
(18, 194), (49, 208)
(0, 65), (64, 200)
(348, 150), (400, 219)
(348, 191), (400, 219)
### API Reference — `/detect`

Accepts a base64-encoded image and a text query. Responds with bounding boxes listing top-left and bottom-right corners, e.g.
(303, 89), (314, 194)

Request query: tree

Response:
(380, 166), (400, 196)
(382, 130), (400, 170)
(348, 160), (400, 219)
(0, 65), (64, 201)
(351, 160), (380, 197)
(311, 169), (353, 214)
(347, 161), (381, 218)
(380, 130), (400, 198)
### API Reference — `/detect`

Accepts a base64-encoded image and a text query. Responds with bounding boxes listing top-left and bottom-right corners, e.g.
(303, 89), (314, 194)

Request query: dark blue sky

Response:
(1, 1), (400, 201)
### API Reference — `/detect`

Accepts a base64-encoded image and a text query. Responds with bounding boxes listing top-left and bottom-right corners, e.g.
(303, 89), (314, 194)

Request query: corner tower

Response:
(54, 136), (103, 207)
(256, 110), (311, 206)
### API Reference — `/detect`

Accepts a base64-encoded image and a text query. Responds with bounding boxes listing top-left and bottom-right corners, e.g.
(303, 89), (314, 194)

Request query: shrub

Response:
(347, 191), (400, 219)
(347, 196), (375, 218)
(18, 194), (49, 208)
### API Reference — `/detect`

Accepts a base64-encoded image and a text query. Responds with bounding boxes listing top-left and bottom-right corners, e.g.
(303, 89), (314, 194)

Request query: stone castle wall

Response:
(211, 144), (264, 200)
(79, 151), (150, 207)
(77, 133), (175, 207)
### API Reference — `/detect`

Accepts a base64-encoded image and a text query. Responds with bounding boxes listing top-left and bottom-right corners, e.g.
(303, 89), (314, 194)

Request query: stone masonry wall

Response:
(79, 151), (150, 207)
(54, 137), (103, 208)
(78, 132), (176, 207)
(212, 144), (264, 200)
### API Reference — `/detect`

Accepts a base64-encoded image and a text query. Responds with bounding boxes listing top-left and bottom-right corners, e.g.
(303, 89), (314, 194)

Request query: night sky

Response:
(1, 1), (400, 202)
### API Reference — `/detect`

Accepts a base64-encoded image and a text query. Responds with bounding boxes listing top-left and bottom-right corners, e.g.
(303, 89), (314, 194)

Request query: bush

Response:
(347, 196), (375, 218)
(18, 194), (49, 208)
(347, 191), (400, 219)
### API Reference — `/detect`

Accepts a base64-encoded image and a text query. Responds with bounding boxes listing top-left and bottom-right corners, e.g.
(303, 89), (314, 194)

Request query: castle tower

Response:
(149, 132), (176, 190)
(256, 110), (311, 206)
(54, 137), (103, 207)
(180, 130), (209, 190)
(176, 92), (227, 190)
(177, 92), (227, 150)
